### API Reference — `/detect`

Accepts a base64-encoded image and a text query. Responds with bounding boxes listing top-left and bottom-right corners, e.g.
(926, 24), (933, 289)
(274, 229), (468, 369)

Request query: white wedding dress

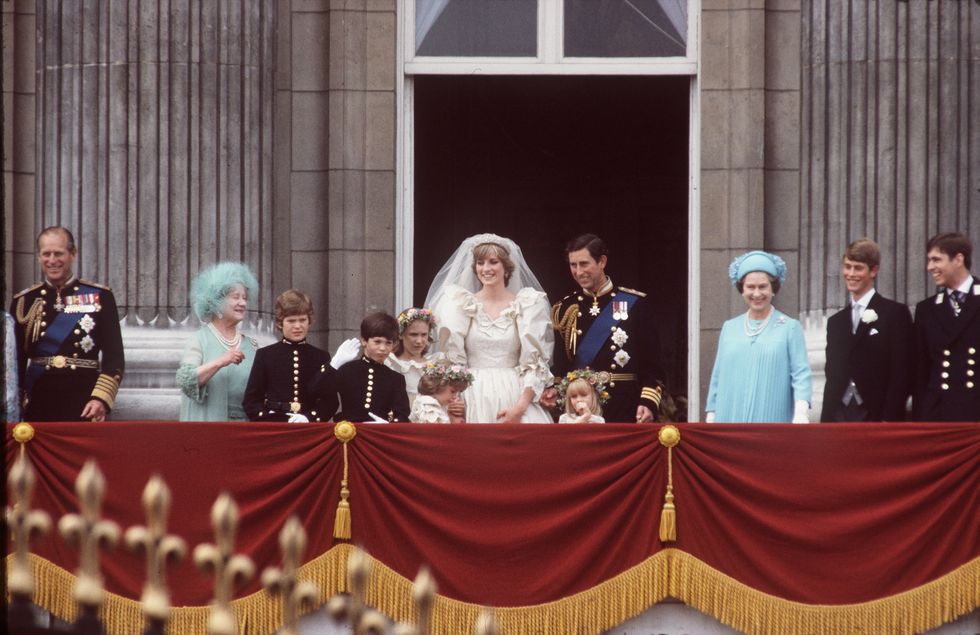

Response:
(434, 284), (554, 423)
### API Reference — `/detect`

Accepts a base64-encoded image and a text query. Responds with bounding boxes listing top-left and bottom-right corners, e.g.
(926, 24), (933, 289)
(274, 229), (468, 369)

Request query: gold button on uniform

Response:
(967, 382), (975, 389)
(941, 372), (949, 379)
(941, 383), (949, 390)
(943, 361), (951, 368)
(943, 349), (951, 356)
(970, 347), (977, 355)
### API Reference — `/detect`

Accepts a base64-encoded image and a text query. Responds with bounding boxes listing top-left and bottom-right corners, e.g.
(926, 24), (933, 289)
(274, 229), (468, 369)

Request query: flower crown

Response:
(556, 369), (611, 407)
(423, 361), (475, 387)
(398, 307), (437, 334)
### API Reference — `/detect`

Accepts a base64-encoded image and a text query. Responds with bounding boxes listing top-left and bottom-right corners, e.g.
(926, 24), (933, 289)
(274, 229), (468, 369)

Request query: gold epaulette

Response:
(618, 286), (647, 298)
(13, 282), (43, 299)
(78, 278), (112, 291)
(551, 302), (579, 361)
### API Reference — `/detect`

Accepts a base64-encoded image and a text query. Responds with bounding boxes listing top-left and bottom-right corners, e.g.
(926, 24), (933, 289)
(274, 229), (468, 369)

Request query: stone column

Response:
(276, 1), (397, 350)
(33, 0), (277, 325)
(801, 0), (980, 312)
(3, 0), (37, 298)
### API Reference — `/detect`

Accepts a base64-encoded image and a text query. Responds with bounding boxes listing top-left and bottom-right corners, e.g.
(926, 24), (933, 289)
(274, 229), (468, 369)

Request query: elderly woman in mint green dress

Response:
(706, 251), (812, 423)
(177, 262), (259, 421)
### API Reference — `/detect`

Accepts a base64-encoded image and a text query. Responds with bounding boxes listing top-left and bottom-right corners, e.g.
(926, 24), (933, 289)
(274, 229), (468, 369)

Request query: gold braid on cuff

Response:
(641, 385), (663, 407)
(91, 374), (121, 409)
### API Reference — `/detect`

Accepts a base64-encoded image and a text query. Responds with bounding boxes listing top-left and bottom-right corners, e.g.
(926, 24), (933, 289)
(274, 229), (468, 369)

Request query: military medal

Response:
(54, 290), (64, 312)
(612, 301), (629, 321)
(589, 301), (600, 317)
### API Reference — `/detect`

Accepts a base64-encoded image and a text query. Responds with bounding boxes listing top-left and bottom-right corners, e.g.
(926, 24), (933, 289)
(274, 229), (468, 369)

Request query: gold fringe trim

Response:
(12, 548), (980, 635)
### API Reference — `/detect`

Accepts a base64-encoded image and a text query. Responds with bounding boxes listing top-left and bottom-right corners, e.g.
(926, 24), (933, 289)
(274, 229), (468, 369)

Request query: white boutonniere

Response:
(613, 350), (631, 368)
(861, 309), (878, 324)
(611, 327), (628, 347)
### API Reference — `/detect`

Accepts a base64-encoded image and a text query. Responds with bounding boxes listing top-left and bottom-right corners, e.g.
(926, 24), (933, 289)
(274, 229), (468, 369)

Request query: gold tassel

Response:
(333, 422), (357, 540)
(659, 486), (676, 542)
(658, 425), (680, 543)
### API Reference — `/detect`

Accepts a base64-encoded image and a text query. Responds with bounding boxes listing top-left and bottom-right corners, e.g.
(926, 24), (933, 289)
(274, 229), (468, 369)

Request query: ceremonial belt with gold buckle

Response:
(264, 400), (306, 413)
(31, 356), (99, 370)
(609, 373), (638, 382)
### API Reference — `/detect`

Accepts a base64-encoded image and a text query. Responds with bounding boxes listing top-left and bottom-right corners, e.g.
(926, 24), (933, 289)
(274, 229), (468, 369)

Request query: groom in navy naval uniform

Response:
(912, 232), (980, 421)
(549, 234), (666, 423)
(821, 239), (913, 422)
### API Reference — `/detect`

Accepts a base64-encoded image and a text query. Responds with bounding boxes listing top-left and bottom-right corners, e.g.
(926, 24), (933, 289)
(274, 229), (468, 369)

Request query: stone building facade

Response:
(3, 0), (978, 421)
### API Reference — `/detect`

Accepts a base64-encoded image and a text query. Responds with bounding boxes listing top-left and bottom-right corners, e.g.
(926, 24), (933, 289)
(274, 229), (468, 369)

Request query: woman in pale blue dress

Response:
(177, 262), (259, 421)
(706, 251), (812, 423)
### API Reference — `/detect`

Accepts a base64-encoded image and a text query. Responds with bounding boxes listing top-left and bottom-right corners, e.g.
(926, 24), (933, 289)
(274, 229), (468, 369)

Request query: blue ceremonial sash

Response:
(574, 292), (639, 369)
(23, 283), (98, 394)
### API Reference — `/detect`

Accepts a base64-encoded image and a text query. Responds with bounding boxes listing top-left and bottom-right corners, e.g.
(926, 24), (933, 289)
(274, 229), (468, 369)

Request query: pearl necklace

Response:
(743, 308), (773, 337)
(208, 322), (242, 349)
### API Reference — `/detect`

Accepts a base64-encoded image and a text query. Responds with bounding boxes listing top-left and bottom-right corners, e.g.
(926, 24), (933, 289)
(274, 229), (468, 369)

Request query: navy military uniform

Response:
(551, 278), (666, 423)
(242, 338), (338, 422)
(333, 356), (410, 422)
(912, 277), (980, 421)
(9, 277), (124, 421)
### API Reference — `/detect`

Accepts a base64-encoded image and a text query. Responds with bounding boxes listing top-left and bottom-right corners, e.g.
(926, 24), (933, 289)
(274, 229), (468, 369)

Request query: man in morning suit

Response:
(912, 232), (980, 421)
(821, 238), (913, 422)
(9, 226), (124, 421)
(550, 234), (666, 423)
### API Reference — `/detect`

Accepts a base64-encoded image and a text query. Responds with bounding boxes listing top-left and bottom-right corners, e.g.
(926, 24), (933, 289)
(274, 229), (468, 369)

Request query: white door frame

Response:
(395, 0), (702, 417)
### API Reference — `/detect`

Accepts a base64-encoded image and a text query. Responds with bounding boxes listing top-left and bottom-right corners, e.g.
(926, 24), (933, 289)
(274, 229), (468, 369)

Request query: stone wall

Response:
(800, 0), (980, 312)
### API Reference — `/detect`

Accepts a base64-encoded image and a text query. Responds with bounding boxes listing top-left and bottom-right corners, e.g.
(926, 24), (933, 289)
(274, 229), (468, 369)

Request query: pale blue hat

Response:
(728, 251), (787, 287)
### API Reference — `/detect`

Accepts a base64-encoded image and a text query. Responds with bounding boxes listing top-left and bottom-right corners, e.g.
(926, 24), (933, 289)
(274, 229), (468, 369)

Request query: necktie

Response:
(851, 302), (862, 334)
(949, 290), (967, 316)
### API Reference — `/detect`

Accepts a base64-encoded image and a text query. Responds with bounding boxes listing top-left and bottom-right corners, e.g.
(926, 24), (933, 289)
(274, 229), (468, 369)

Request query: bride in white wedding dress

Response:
(424, 233), (554, 423)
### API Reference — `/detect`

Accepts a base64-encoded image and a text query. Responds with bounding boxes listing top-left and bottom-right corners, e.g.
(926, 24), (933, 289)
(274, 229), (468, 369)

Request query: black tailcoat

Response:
(912, 276), (980, 421)
(9, 277), (125, 421)
(551, 281), (666, 423)
(242, 338), (337, 421)
(334, 357), (410, 423)
(821, 292), (913, 422)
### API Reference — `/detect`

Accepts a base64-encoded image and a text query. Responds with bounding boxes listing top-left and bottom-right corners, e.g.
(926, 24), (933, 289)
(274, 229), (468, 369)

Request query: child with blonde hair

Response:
(557, 370), (609, 424)
(410, 361), (474, 424)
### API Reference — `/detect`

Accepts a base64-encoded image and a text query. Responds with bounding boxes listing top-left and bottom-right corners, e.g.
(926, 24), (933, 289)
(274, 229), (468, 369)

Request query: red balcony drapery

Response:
(6, 422), (979, 635)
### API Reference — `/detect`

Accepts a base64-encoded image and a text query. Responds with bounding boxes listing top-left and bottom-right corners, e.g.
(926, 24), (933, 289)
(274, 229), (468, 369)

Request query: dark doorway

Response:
(413, 75), (689, 399)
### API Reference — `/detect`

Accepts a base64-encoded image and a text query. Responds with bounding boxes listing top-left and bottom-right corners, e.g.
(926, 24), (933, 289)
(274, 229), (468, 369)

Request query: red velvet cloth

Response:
(6, 422), (979, 608)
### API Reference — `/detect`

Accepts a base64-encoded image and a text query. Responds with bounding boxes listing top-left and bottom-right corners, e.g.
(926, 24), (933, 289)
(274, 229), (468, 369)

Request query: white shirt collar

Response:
(949, 275), (973, 295)
(851, 287), (876, 309)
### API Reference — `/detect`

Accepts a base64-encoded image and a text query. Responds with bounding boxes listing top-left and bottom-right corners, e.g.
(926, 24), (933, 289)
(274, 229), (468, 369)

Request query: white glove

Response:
(287, 413), (310, 423)
(705, 411), (716, 423)
(792, 400), (810, 424)
(330, 337), (362, 369)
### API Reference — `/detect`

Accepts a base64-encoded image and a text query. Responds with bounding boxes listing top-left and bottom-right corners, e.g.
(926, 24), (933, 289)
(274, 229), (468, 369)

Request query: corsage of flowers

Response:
(423, 360), (475, 387)
(860, 308), (878, 324)
(398, 307), (437, 334)
(556, 369), (612, 408)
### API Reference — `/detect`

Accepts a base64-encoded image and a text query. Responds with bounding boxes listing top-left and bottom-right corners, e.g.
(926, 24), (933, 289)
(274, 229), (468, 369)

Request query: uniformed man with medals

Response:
(9, 227), (124, 421)
(550, 234), (666, 423)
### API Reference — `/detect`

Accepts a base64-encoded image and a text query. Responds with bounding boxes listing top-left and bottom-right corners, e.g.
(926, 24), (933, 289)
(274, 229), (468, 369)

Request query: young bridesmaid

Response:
(386, 307), (437, 405)
(556, 370), (609, 424)
(410, 361), (474, 424)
